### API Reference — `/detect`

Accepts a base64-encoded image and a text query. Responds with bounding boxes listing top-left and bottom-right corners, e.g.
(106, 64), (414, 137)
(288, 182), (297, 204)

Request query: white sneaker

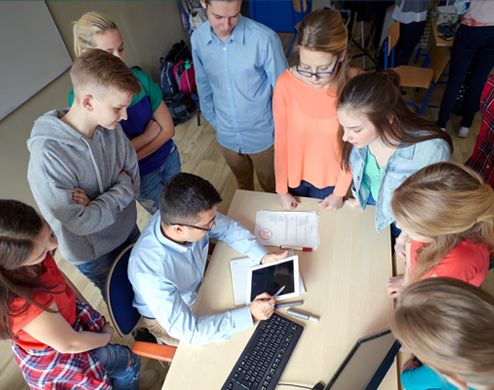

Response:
(139, 369), (159, 390)
(458, 126), (470, 138)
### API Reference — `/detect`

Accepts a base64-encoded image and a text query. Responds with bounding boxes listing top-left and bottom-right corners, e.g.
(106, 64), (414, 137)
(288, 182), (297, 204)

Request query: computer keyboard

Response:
(221, 313), (304, 390)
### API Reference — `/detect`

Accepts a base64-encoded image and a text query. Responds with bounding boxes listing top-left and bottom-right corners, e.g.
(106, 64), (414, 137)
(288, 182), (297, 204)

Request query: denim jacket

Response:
(350, 138), (451, 232)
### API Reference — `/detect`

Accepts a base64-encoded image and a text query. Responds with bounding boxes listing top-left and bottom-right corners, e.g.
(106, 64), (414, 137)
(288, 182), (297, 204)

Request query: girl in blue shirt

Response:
(337, 71), (453, 251)
(391, 278), (494, 390)
(71, 11), (181, 215)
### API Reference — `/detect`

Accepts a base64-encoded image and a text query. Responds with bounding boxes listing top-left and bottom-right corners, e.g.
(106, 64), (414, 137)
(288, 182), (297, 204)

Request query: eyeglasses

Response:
(296, 56), (340, 79)
(163, 215), (216, 232)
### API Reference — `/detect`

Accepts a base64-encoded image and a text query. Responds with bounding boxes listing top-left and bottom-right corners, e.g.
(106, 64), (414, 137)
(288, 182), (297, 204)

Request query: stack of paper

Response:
(254, 210), (320, 250)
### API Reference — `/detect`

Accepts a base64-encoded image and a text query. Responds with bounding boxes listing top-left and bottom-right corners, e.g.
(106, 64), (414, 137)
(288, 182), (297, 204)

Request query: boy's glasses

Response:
(163, 215), (216, 232)
(296, 56), (339, 79)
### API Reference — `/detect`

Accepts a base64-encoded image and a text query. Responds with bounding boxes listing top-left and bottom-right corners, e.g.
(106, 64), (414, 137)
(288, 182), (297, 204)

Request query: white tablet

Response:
(246, 255), (300, 304)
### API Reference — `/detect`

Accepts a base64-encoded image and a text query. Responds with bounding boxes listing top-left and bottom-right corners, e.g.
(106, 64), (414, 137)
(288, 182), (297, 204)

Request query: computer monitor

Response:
(325, 328), (400, 390)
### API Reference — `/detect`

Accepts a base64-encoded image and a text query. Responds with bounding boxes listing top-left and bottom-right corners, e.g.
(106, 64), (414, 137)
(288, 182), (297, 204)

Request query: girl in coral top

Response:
(0, 200), (156, 390)
(387, 163), (493, 299)
(273, 9), (358, 211)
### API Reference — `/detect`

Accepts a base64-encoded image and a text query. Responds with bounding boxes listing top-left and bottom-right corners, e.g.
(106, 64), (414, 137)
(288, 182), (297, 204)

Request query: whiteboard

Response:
(0, 1), (72, 121)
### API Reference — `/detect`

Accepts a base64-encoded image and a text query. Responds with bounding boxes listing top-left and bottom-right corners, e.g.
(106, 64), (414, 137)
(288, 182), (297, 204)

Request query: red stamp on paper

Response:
(259, 228), (273, 240)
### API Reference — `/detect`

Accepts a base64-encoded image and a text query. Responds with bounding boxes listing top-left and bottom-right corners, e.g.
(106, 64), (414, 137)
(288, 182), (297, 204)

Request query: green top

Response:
(362, 147), (386, 202)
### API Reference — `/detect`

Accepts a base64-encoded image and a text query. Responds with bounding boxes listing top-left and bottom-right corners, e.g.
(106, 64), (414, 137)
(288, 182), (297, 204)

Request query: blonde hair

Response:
(71, 49), (141, 99)
(72, 11), (118, 57)
(391, 278), (494, 389)
(295, 9), (352, 96)
(392, 162), (494, 280)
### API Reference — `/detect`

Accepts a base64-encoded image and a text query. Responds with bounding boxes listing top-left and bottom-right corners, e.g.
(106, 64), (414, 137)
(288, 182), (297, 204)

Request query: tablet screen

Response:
(250, 259), (295, 301)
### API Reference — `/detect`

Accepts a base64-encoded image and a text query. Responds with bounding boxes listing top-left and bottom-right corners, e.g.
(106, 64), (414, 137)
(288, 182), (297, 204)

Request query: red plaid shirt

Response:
(466, 75), (494, 188)
(11, 301), (111, 390)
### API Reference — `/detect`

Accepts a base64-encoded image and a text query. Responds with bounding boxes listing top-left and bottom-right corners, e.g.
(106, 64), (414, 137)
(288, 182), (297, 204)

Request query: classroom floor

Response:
(1, 37), (493, 390)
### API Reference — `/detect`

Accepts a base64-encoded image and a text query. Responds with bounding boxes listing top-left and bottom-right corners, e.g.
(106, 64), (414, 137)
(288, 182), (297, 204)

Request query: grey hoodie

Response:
(27, 109), (140, 265)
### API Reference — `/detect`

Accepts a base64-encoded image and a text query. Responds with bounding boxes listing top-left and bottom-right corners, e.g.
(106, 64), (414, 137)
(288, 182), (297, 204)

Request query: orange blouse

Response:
(273, 69), (352, 196)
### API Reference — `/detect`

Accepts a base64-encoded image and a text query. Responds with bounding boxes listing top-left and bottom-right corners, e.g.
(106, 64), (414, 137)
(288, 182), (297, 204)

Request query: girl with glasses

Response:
(337, 70), (453, 250)
(273, 9), (359, 211)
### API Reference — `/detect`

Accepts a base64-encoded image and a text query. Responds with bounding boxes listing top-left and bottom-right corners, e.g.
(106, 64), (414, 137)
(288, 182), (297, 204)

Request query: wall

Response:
(0, 1), (188, 206)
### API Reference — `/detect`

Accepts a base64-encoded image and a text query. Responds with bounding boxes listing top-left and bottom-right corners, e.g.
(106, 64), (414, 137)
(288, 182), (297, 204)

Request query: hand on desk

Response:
(318, 193), (344, 211)
(387, 275), (407, 299)
(261, 250), (288, 264)
(278, 193), (301, 210)
(250, 292), (275, 321)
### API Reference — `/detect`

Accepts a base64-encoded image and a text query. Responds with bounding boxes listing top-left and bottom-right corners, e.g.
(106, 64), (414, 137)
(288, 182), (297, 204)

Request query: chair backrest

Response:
(387, 22), (400, 55)
(106, 244), (141, 338)
(428, 36), (450, 83)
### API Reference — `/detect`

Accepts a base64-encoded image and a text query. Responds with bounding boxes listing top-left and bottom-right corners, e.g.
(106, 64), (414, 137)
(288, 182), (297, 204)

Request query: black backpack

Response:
(163, 92), (200, 126)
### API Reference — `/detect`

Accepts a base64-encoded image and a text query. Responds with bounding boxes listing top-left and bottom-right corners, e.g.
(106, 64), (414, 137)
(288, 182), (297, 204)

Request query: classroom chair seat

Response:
(105, 244), (176, 363)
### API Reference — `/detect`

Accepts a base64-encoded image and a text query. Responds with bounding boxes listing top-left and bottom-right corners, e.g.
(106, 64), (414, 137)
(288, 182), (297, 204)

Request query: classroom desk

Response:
(431, 19), (453, 48)
(161, 190), (398, 390)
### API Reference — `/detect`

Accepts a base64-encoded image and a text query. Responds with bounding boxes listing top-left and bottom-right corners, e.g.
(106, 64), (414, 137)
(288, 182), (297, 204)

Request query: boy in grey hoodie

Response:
(27, 49), (142, 298)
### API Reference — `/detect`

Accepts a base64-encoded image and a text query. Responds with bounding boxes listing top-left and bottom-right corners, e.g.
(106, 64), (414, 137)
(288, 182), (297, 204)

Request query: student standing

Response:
(436, 0), (494, 137)
(387, 162), (492, 298)
(0, 200), (158, 390)
(71, 11), (180, 214)
(466, 75), (494, 189)
(391, 278), (494, 390)
(192, 1), (288, 192)
(337, 71), (453, 248)
(128, 173), (287, 346)
(27, 50), (140, 298)
(274, 9), (356, 211)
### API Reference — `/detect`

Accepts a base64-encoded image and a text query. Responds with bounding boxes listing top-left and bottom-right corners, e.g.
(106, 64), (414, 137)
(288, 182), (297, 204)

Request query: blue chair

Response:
(105, 244), (176, 363)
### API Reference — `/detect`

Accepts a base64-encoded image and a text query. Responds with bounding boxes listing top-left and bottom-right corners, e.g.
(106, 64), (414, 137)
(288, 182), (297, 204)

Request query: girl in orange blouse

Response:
(387, 162), (494, 298)
(273, 9), (358, 211)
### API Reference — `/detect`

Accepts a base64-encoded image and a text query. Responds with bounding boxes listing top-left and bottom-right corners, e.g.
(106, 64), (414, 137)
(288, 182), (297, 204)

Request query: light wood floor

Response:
(1, 45), (493, 390)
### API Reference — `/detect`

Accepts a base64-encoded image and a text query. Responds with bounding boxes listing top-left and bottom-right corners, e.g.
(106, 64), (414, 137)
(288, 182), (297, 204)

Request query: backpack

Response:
(159, 58), (179, 96)
(164, 92), (201, 127)
(173, 60), (196, 100)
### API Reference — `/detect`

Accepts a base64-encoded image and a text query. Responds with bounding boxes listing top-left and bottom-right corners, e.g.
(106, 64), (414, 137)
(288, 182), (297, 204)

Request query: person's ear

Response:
(338, 50), (346, 62)
(173, 225), (186, 236)
(443, 375), (468, 390)
(200, 0), (207, 10)
(387, 114), (394, 125)
(81, 95), (94, 112)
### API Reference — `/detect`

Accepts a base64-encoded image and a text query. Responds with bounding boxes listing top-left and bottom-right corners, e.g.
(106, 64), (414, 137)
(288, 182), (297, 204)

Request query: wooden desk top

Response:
(162, 190), (397, 390)
(431, 19), (453, 48)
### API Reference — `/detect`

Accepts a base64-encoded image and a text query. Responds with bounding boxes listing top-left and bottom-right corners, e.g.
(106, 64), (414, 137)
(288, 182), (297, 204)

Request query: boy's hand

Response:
(73, 187), (90, 207)
(318, 193), (344, 211)
(261, 250), (288, 264)
(101, 322), (115, 339)
(278, 193), (301, 210)
(250, 293), (275, 321)
(387, 275), (406, 298)
(143, 119), (162, 142)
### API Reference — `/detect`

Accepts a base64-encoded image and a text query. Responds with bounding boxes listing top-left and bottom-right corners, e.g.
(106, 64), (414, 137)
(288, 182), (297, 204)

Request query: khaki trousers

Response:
(220, 145), (275, 193)
(142, 317), (180, 347)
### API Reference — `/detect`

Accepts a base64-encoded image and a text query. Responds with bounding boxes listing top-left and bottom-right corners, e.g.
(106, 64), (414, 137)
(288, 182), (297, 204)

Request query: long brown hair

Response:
(337, 70), (453, 172)
(0, 200), (58, 340)
(391, 278), (494, 389)
(392, 162), (494, 281)
(295, 9), (353, 96)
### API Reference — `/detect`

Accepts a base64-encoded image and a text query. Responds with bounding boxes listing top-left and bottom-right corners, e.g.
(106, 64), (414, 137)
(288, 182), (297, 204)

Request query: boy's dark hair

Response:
(159, 173), (222, 225)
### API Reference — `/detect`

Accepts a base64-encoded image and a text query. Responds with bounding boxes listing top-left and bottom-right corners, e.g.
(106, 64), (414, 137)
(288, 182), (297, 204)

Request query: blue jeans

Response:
(437, 24), (494, 129)
(76, 224), (140, 300)
(137, 142), (181, 215)
(92, 344), (141, 390)
(367, 194), (401, 252)
(289, 180), (335, 200)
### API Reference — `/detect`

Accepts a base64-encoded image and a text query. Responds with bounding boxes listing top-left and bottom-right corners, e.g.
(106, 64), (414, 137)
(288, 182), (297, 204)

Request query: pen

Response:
(275, 301), (303, 309)
(286, 308), (319, 322)
(273, 285), (285, 298)
(280, 245), (313, 252)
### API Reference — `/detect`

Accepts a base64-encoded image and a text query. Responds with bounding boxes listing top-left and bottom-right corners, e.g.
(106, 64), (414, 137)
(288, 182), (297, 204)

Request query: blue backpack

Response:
(159, 58), (179, 96)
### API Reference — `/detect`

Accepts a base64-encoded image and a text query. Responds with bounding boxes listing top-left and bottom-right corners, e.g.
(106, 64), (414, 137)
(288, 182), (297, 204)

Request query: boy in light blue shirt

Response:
(192, 1), (288, 193)
(128, 173), (287, 345)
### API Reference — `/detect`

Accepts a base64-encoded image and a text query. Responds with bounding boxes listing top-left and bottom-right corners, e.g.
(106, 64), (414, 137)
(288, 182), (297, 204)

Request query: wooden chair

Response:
(105, 244), (176, 363)
(384, 22), (434, 114)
